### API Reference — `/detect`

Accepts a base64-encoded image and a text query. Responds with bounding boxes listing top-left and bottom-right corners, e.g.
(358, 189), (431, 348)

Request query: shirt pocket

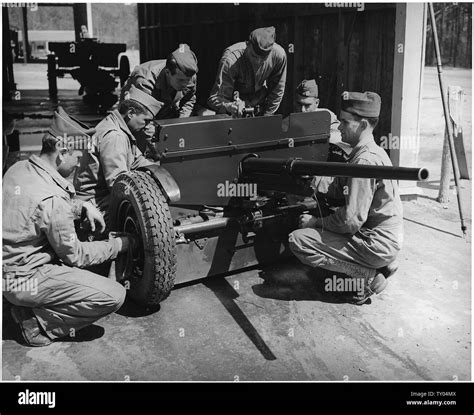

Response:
(4, 201), (39, 244)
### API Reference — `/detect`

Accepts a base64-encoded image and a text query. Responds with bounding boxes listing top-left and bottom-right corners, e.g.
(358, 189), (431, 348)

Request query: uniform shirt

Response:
(74, 110), (151, 210)
(314, 135), (403, 246)
(2, 155), (121, 276)
(207, 42), (287, 116)
(121, 60), (197, 119)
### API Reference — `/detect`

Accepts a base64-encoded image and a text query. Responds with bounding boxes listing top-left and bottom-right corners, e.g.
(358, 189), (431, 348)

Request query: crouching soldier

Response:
(74, 85), (162, 222)
(289, 92), (402, 305)
(2, 112), (135, 347)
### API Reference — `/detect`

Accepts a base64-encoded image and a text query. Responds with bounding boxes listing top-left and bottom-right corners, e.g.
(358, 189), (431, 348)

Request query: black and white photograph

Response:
(1, 0), (472, 395)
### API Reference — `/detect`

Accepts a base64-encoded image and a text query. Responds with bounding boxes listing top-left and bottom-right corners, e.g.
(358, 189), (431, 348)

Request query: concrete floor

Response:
(2, 67), (471, 381)
(2, 194), (471, 381)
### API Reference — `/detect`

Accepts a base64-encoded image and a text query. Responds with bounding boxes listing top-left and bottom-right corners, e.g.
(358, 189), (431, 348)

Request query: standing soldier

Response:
(3, 112), (134, 347)
(74, 85), (162, 220)
(289, 92), (402, 305)
(121, 44), (198, 119)
(207, 27), (287, 117)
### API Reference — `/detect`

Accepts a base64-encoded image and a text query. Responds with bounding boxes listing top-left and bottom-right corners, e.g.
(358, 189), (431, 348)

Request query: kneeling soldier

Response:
(289, 91), (402, 304)
(3, 112), (134, 346)
(74, 85), (162, 221)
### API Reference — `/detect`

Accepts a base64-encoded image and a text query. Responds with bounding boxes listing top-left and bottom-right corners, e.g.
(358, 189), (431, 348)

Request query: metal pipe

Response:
(428, 3), (467, 236)
(242, 158), (429, 181)
(174, 217), (230, 235)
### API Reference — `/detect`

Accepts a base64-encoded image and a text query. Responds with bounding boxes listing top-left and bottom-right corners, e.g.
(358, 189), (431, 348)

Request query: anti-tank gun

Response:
(108, 110), (428, 307)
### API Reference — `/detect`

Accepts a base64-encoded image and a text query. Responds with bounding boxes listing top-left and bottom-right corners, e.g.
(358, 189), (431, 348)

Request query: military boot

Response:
(350, 272), (388, 305)
(11, 306), (53, 347)
(324, 258), (387, 305)
(377, 262), (398, 279)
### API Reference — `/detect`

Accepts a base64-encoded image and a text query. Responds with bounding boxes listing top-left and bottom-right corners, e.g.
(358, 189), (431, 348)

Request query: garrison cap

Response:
(296, 79), (319, 99)
(48, 106), (95, 139)
(124, 85), (163, 117)
(170, 43), (198, 76)
(249, 27), (276, 56)
(341, 91), (381, 118)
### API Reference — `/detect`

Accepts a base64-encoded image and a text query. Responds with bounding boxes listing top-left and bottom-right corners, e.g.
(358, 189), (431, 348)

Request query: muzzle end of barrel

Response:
(418, 168), (429, 181)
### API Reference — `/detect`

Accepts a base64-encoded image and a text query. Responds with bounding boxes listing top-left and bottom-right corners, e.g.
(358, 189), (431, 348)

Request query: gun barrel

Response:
(241, 157), (429, 181)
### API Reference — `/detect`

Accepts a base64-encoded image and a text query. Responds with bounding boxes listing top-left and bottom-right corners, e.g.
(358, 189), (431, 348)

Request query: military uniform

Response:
(207, 27), (287, 116)
(74, 109), (151, 214)
(295, 79), (351, 161)
(289, 91), (402, 302)
(3, 154), (125, 341)
(120, 44), (198, 119)
(74, 86), (162, 216)
(289, 135), (403, 270)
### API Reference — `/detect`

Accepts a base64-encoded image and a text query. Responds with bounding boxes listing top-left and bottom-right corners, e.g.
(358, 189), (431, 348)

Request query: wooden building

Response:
(137, 2), (426, 194)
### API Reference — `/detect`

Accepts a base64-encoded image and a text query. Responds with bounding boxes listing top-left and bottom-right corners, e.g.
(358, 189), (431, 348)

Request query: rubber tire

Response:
(109, 171), (176, 307)
(118, 55), (130, 87)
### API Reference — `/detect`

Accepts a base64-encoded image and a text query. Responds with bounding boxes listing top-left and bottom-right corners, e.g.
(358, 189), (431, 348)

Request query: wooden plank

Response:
(448, 86), (470, 179)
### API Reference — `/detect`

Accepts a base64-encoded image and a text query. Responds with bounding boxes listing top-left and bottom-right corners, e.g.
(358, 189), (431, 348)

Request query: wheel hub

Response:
(119, 200), (144, 278)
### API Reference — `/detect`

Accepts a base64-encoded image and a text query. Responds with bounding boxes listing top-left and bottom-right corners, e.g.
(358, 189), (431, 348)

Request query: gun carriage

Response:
(107, 110), (428, 307)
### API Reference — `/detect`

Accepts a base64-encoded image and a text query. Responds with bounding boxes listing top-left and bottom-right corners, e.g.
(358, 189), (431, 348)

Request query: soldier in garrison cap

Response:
(121, 44), (198, 119)
(289, 91), (403, 305)
(295, 79), (352, 162)
(3, 108), (134, 347)
(74, 85), (162, 223)
(207, 27), (287, 117)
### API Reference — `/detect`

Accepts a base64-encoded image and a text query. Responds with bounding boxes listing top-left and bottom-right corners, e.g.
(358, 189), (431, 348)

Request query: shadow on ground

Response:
(250, 258), (363, 304)
(116, 297), (161, 318)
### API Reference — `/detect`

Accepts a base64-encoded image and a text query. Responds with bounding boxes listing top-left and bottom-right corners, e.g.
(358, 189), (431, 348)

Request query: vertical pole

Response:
(21, 6), (29, 63)
(390, 3), (426, 197)
(438, 85), (464, 202)
(335, 11), (345, 116)
(86, 3), (94, 38)
(429, 3), (467, 236)
(437, 129), (451, 203)
(2, 6), (16, 98)
(47, 53), (58, 99)
(73, 3), (88, 42)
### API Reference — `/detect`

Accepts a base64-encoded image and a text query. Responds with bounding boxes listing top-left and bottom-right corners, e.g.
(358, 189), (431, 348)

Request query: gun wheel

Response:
(109, 171), (176, 307)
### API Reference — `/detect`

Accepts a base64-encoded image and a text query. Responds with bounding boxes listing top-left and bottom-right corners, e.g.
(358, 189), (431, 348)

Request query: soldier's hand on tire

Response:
(109, 232), (140, 256)
(298, 214), (318, 229)
(82, 201), (106, 233)
(127, 233), (141, 256)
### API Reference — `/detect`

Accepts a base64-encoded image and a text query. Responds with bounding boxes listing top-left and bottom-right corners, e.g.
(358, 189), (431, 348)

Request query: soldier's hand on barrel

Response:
(298, 214), (318, 229)
(82, 201), (106, 233)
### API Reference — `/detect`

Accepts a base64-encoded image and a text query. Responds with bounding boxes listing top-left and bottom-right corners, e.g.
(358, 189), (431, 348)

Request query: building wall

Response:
(138, 3), (396, 140)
